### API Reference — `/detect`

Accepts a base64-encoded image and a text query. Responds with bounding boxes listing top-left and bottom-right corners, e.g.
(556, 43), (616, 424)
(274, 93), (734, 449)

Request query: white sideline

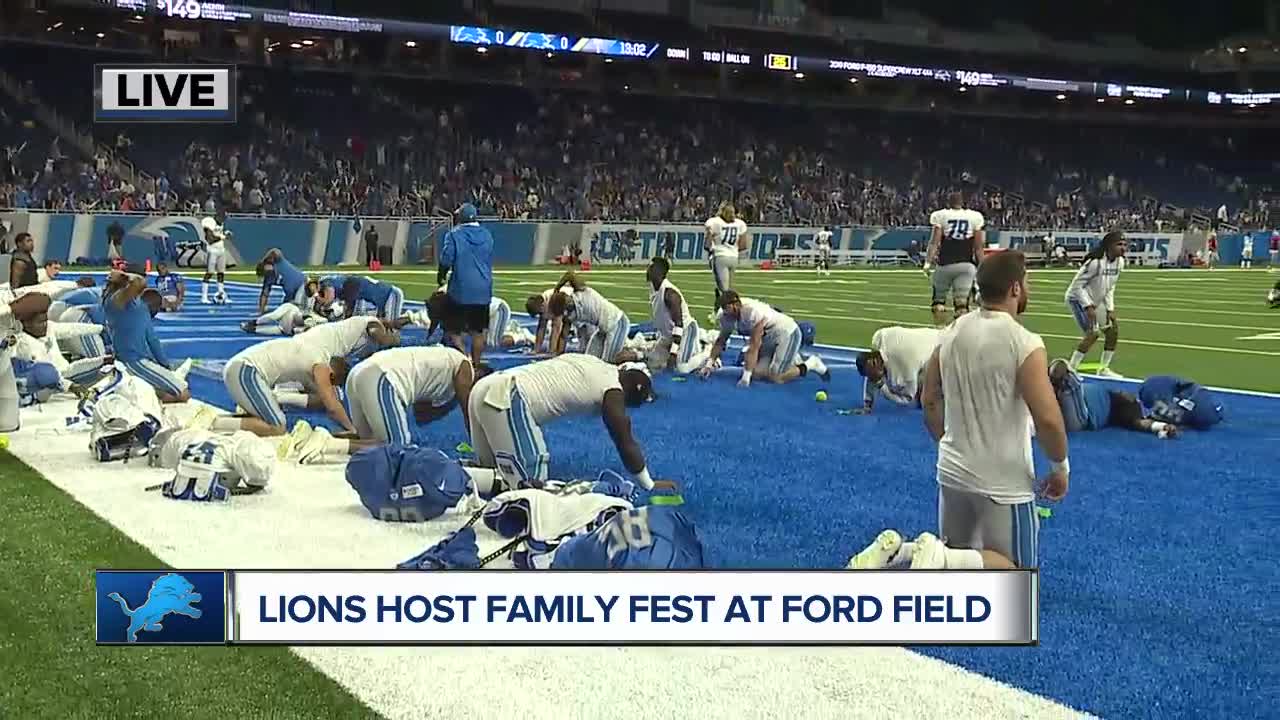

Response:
(5, 397), (1089, 720)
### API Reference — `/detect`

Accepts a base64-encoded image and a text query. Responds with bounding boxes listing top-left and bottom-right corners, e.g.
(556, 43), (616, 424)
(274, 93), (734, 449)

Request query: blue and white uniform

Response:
(350, 277), (404, 320)
(552, 505), (705, 569)
(719, 297), (803, 377)
(1065, 254), (1124, 332)
(705, 215), (747, 292)
(1055, 367), (1115, 432)
(103, 289), (186, 396)
(568, 287), (630, 362)
(864, 326), (939, 408)
(263, 256), (308, 307)
(48, 287), (102, 321)
(467, 354), (621, 487)
(649, 278), (704, 373)
(224, 317), (373, 428)
(487, 297), (513, 348)
(59, 304), (110, 358)
(14, 321), (110, 388)
(1138, 375), (1224, 430)
(154, 273), (184, 306)
(345, 346), (470, 444)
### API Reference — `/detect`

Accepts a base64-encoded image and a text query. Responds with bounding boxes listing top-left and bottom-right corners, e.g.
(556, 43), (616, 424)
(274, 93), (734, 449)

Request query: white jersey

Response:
(568, 287), (624, 328)
(719, 297), (786, 337)
(364, 346), (468, 407)
(234, 337), (325, 387)
(540, 286), (573, 319)
(929, 208), (986, 265)
(156, 428), (275, 491)
(650, 279), (690, 338)
(869, 326), (940, 404)
(15, 322), (105, 375)
(1065, 255), (1124, 310)
(815, 230), (833, 251)
(508, 354), (622, 424)
(297, 316), (374, 359)
(1243, 239), (1254, 258)
(705, 216), (749, 259)
(935, 310), (1044, 505)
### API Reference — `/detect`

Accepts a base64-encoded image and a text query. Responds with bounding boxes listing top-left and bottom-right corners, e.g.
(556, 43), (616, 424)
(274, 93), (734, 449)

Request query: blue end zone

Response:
(95, 274), (1277, 719)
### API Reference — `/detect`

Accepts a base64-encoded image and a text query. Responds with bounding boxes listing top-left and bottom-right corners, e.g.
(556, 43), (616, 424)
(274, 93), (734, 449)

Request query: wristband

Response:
(1050, 458), (1070, 475)
(740, 370), (752, 383)
(670, 326), (683, 345)
(632, 468), (655, 490)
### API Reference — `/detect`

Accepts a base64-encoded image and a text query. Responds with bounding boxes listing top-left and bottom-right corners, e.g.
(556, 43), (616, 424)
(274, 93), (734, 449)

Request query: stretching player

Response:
(255, 249), (309, 314)
(815, 227), (833, 277)
(220, 316), (399, 437)
(525, 286), (574, 353)
(466, 353), (658, 493)
(853, 326), (940, 414)
(1, 292), (53, 432)
(14, 303), (110, 389)
(46, 278), (101, 321)
(241, 283), (327, 336)
(704, 202), (749, 309)
(58, 302), (109, 359)
(849, 251), (1068, 571)
(341, 276), (405, 321)
(200, 215), (229, 304)
(701, 291), (829, 387)
(1049, 360), (1179, 437)
(1066, 230), (1126, 377)
(103, 272), (191, 403)
(1268, 281), (1280, 308)
(646, 257), (709, 373)
(154, 263), (186, 312)
(548, 272), (631, 363)
(925, 192), (985, 327)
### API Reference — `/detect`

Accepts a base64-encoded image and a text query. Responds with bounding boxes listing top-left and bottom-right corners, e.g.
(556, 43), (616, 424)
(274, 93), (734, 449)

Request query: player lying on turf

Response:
(255, 248), (310, 313)
(646, 257), (711, 374)
(1065, 230), (1126, 377)
(853, 326), (940, 414)
(220, 316), (399, 437)
(242, 280), (327, 336)
(1049, 359), (1179, 437)
(103, 271), (191, 403)
(548, 272), (631, 362)
(466, 354), (658, 493)
(701, 290), (829, 387)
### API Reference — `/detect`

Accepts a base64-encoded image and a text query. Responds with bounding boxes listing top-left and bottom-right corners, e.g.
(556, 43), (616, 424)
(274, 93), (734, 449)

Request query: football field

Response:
(1, 265), (1277, 720)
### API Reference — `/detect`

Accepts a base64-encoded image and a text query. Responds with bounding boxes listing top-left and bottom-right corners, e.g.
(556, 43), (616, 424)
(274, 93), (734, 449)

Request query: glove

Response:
(737, 370), (752, 388)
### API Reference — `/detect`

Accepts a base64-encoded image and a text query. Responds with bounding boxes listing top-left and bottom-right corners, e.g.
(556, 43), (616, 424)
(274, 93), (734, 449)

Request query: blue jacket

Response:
(440, 223), (494, 305)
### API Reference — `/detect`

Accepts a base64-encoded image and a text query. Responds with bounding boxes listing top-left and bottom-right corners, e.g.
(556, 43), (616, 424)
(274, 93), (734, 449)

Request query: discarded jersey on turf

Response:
(552, 505), (706, 569)
(346, 444), (470, 522)
(83, 369), (169, 462)
(150, 428), (276, 501)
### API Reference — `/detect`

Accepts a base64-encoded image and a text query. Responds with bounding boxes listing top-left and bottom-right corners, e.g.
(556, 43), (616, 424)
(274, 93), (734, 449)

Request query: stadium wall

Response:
(0, 210), (1245, 267)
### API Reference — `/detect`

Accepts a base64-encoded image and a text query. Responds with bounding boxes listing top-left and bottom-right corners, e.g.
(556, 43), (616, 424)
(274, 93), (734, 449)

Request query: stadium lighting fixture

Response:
(289, 42), (302, 49)
(96, 32), (105, 38)
(1249, 103), (1257, 108)
(1055, 93), (1066, 100)
(404, 40), (416, 48)
(1096, 98), (1105, 103)
(605, 58), (613, 63)
(302, 39), (314, 46)
(794, 72), (805, 79)
(848, 77), (858, 83)
(52, 21), (62, 29)
(132, 14), (143, 20)
(476, 47), (487, 54)
(546, 52), (554, 58)
(1124, 98), (1135, 105)
(1238, 46), (1248, 53)
(958, 86), (967, 93)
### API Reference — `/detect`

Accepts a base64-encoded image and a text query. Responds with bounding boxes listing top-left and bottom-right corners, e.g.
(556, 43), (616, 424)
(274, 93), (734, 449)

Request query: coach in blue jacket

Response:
(438, 203), (495, 366)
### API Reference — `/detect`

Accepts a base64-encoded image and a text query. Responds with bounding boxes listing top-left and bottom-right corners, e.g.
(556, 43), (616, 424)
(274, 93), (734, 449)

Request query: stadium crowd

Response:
(0, 42), (1273, 232)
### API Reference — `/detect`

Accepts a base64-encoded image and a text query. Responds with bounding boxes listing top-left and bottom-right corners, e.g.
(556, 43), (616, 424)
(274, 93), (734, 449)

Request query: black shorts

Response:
(442, 297), (490, 334)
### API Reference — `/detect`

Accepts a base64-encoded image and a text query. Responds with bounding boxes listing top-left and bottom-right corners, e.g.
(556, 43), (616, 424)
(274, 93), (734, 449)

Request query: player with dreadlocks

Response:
(1065, 230), (1126, 377)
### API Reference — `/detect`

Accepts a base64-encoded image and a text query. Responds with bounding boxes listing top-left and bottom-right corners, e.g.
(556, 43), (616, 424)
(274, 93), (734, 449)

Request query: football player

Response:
(1050, 360), (1179, 438)
(154, 262), (186, 312)
(255, 249), (309, 314)
(547, 272), (631, 363)
(704, 202), (749, 308)
(646, 257), (708, 374)
(1066, 230), (1126, 377)
(525, 285), (574, 354)
(814, 227), (833, 277)
(925, 191), (985, 327)
(1267, 280), (1280, 308)
(701, 291), (829, 387)
(340, 276), (405, 322)
(344, 345), (476, 446)
(103, 272), (191, 403)
(853, 326), (940, 414)
(467, 354), (658, 493)
(200, 214), (229, 304)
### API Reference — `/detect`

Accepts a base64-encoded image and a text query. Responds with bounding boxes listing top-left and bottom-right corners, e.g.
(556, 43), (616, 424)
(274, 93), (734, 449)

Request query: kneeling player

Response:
(345, 346), (476, 446)
(341, 276), (405, 321)
(647, 257), (709, 374)
(548, 272), (631, 363)
(702, 291), (829, 387)
(255, 249), (309, 313)
(1267, 281), (1280, 308)
(853, 326), (940, 414)
(1049, 360), (1179, 437)
(525, 286), (574, 354)
(466, 354), (658, 492)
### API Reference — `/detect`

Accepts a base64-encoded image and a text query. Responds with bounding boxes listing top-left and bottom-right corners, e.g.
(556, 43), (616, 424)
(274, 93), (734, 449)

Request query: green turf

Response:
(0, 451), (379, 720)
(282, 265), (1277, 392)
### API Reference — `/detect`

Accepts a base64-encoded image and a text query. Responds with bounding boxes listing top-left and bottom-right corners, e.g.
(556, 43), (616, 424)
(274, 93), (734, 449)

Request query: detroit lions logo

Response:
(106, 573), (203, 642)
(126, 215), (203, 245)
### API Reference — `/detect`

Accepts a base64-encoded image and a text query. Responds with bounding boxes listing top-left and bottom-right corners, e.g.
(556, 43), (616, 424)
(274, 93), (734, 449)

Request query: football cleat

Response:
(277, 419), (313, 460)
(807, 354), (831, 383)
(186, 405), (218, 431)
(1096, 367), (1124, 379)
(296, 425), (333, 464)
(909, 532), (947, 570)
(240, 320), (258, 334)
(847, 529), (903, 570)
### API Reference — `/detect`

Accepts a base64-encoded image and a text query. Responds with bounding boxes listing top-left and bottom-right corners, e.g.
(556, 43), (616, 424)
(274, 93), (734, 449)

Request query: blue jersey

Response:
(59, 287), (102, 307)
(1139, 375), (1224, 429)
(1082, 383), (1113, 430)
(320, 274), (350, 293)
(265, 257), (307, 298)
(154, 273), (184, 297)
(551, 506), (705, 570)
(356, 277), (396, 306)
(103, 292), (159, 363)
(68, 303), (106, 326)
